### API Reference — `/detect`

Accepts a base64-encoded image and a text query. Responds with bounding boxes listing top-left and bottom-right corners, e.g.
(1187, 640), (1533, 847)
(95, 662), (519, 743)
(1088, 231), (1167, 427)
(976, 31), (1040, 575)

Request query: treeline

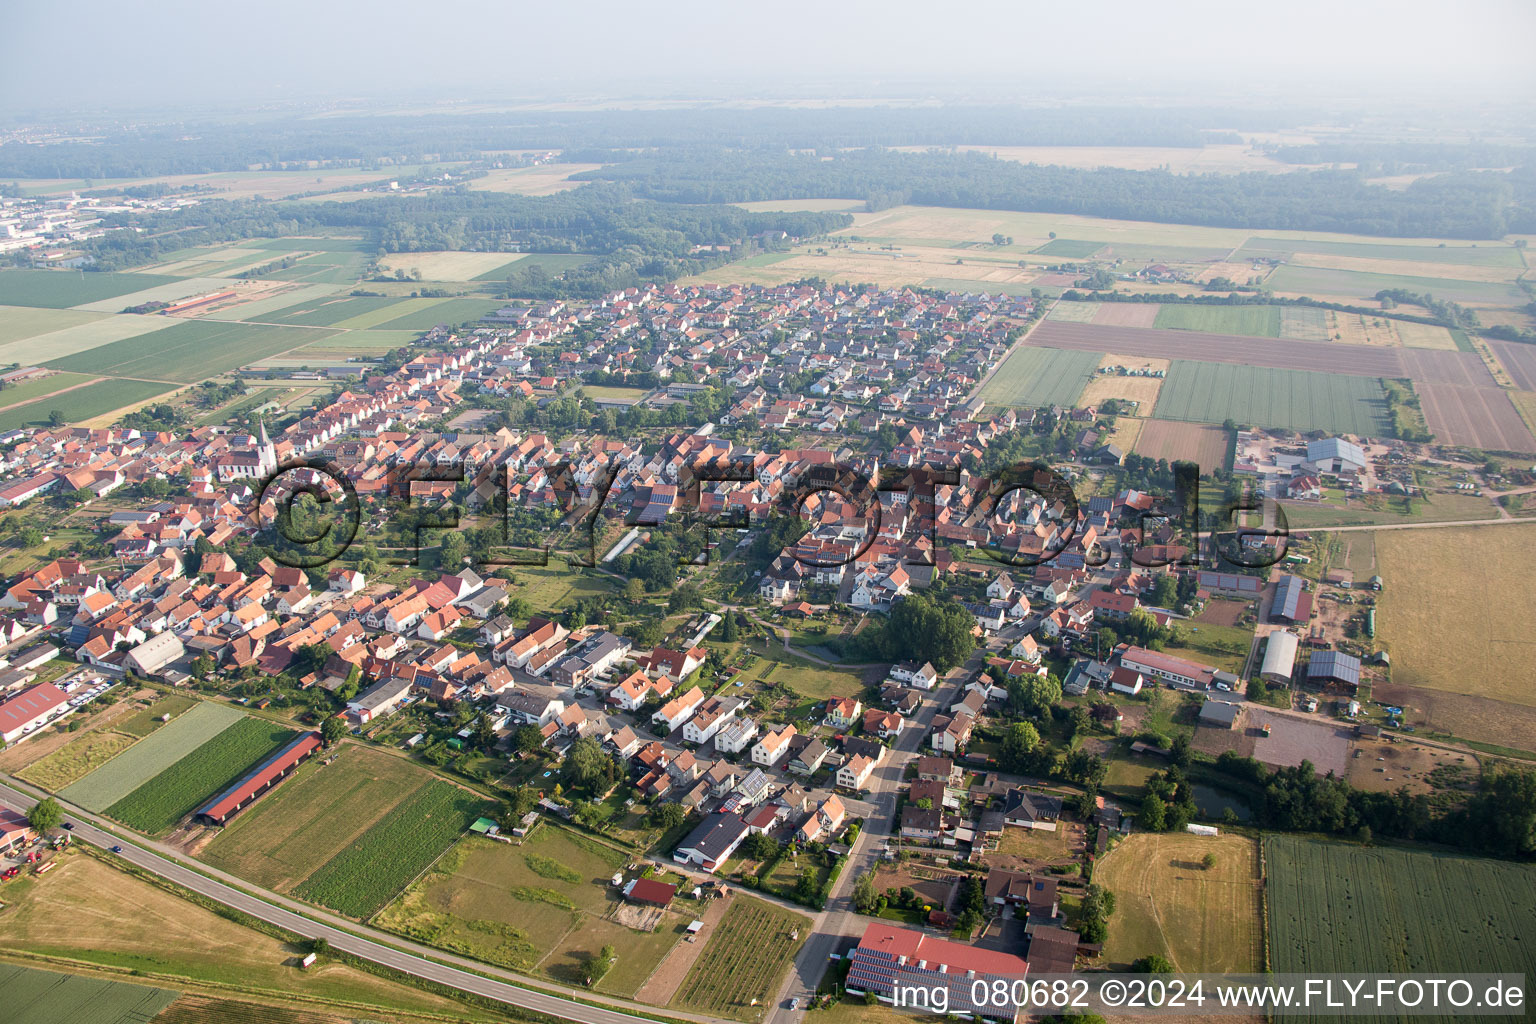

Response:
(1266, 141), (1536, 175)
(1212, 751), (1536, 859)
(74, 185), (852, 290)
(573, 148), (1534, 238)
(0, 106), (1272, 179)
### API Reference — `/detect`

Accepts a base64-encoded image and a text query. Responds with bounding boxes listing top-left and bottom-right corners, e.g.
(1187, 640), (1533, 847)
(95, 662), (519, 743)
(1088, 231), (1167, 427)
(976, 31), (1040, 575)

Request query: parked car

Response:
(60, 822), (74, 831)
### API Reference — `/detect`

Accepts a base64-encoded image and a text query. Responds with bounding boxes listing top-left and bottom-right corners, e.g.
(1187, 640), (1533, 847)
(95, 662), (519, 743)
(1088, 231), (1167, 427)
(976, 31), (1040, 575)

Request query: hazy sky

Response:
(5, 0), (1535, 116)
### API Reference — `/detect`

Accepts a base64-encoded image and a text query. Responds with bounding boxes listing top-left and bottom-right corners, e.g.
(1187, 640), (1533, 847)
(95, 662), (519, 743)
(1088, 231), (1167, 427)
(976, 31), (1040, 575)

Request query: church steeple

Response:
(257, 416), (276, 475)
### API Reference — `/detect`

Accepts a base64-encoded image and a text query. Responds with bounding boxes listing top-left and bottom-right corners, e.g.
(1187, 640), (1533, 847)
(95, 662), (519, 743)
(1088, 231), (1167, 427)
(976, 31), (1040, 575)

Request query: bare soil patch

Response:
(1093, 304), (1160, 327)
(1195, 599), (1250, 627)
(1133, 419), (1231, 469)
(1080, 374), (1163, 413)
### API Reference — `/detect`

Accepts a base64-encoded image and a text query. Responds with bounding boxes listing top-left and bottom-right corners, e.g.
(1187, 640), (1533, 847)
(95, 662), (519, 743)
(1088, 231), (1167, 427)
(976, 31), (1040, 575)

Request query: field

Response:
(16, 730), (139, 791)
(374, 251), (526, 282)
(1415, 382), (1536, 453)
(1078, 373), (1163, 413)
(975, 345), (1100, 408)
(45, 320), (333, 384)
(374, 827), (686, 994)
(0, 370), (96, 407)
(246, 295), (405, 328)
(466, 163), (604, 196)
(0, 305), (106, 345)
(1152, 305), (1281, 338)
(59, 702), (245, 811)
(115, 693), (199, 737)
(0, 964), (180, 1024)
(1026, 320), (1408, 379)
(104, 718), (295, 835)
(1237, 236), (1526, 267)
(1278, 489), (1502, 529)
(1092, 303), (1161, 327)
(1047, 301), (1100, 323)
(1091, 832), (1263, 972)
(0, 313), (169, 365)
(294, 779), (488, 918)
(0, 854), (484, 1020)
(201, 743), (433, 892)
(1374, 523), (1536, 706)
(1395, 321), (1459, 350)
(1131, 419), (1231, 470)
(1266, 835), (1536, 1020)
(369, 298), (505, 331)
(671, 897), (811, 1021)
(1487, 339), (1536, 392)
(0, 270), (176, 309)
(1033, 239), (1103, 257)
(0, 377), (178, 430)
(1266, 264), (1528, 308)
(1153, 360), (1391, 436)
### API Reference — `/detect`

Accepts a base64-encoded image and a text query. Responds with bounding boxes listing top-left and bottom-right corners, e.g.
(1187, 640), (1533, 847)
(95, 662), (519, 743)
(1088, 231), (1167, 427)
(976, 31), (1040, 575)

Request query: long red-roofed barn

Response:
(195, 731), (322, 826)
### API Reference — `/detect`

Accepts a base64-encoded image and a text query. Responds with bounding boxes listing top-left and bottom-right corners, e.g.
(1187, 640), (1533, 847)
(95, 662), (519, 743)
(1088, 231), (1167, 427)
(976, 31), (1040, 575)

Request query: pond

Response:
(1193, 782), (1252, 821)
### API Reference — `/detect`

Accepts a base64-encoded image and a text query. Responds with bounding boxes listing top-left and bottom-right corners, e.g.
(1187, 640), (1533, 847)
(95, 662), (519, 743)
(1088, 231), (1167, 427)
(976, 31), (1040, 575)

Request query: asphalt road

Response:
(0, 779), (721, 1024)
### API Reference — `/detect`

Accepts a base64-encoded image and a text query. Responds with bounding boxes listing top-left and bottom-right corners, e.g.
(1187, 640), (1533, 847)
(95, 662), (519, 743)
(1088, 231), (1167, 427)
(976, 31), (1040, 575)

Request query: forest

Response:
(574, 147), (1536, 238)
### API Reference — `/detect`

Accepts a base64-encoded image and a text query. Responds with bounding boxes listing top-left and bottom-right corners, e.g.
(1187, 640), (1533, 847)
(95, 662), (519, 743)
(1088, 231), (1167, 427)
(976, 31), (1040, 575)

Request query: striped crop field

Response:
(976, 345), (1101, 408)
(59, 701), (244, 811)
(1153, 360), (1392, 436)
(105, 718), (295, 835)
(0, 963), (180, 1024)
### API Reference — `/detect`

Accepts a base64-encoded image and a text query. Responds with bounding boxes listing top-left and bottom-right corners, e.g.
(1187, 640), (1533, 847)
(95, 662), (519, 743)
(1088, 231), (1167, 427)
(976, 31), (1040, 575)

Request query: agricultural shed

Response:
(195, 731), (321, 825)
(623, 877), (678, 907)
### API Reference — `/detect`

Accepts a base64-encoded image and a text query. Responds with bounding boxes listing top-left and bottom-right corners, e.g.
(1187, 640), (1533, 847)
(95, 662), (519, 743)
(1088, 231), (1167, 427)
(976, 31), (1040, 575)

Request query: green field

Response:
(45, 320), (334, 383)
(0, 305), (107, 346)
(0, 270), (176, 309)
(672, 897), (811, 1021)
(0, 377), (177, 429)
(202, 742), (432, 892)
(0, 964), (180, 1024)
(245, 294), (403, 327)
(1266, 836), (1536, 1024)
(244, 236), (371, 252)
(370, 298), (504, 331)
(1153, 360), (1391, 436)
(1032, 239), (1104, 257)
(115, 693), (199, 737)
(1238, 237), (1526, 267)
(60, 702), (245, 811)
(1152, 304), (1282, 337)
(259, 251), (368, 285)
(1266, 264), (1528, 307)
(105, 718), (295, 835)
(477, 252), (595, 281)
(295, 780), (488, 917)
(1097, 242), (1234, 261)
(0, 370), (96, 406)
(976, 345), (1100, 408)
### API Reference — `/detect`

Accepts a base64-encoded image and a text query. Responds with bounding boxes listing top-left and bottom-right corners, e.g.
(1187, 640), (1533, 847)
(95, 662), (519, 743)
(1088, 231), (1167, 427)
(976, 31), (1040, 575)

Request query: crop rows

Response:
(1153, 359), (1392, 436)
(0, 963), (180, 1024)
(294, 780), (489, 918)
(673, 898), (808, 1019)
(60, 702), (244, 811)
(1266, 835), (1536, 1024)
(105, 719), (294, 835)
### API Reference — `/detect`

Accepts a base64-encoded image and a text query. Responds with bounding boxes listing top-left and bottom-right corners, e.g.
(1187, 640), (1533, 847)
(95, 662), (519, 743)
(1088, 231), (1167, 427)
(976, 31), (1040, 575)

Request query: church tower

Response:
(257, 417), (277, 475)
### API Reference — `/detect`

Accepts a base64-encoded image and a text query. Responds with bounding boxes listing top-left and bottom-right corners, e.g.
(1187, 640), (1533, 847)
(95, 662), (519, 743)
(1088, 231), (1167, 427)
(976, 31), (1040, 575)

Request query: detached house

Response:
(751, 724), (796, 767)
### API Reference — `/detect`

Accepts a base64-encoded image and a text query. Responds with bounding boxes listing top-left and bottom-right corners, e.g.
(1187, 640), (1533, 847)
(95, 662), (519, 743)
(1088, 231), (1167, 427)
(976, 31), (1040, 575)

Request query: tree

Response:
(1139, 794), (1168, 832)
(622, 578), (646, 604)
(1170, 732), (1192, 770)
(884, 592), (976, 671)
(796, 867), (820, 903)
(28, 797), (63, 834)
(510, 724), (545, 755)
(561, 735), (618, 796)
(47, 409), (66, 427)
(1131, 954), (1174, 974)
(1006, 673), (1062, 717)
(1201, 852), (1217, 870)
(473, 713), (497, 751)
(853, 871), (878, 914)
(587, 944), (616, 987)
(648, 802), (688, 831)
(1079, 884), (1116, 944)
(320, 714), (347, 747)
(999, 721), (1040, 772)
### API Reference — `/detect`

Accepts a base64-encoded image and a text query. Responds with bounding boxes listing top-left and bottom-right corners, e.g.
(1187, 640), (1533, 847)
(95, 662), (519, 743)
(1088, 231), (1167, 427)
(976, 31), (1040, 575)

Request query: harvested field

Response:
(1512, 391), (1536, 438)
(1325, 310), (1399, 347)
(1415, 383), (1536, 453)
(60, 702), (245, 811)
(201, 742), (430, 892)
(1399, 348), (1497, 388)
(1129, 420), (1230, 469)
(1194, 599), (1250, 626)
(1395, 321), (1459, 350)
(1105, 416), (1143, 453)
(1375, 523), (1536, 705)
(1092, 832), (1263, 972)
(1289, 250), (1523, 284)
(466, 163), (603, 196)
(1267, 264), (1528, 308)
(1079, 374), (1163, 413)
(1154, 360), (1390, 436)
(1372, 681), (1536, 753)
(1092, 302), (1160, 327)
(374, 250), (527, 281)
(1026, 320), (1407, 379)
(975, 345), (1099, 408)
(1047, 301), (1100, 323)
(1237, 237), (1526, 267)
(1488, 339), (1536, 391)
(1278, 306), (1328, 341)
(1152, 305), (1281, 338)
(1099, 352), (1170, 373)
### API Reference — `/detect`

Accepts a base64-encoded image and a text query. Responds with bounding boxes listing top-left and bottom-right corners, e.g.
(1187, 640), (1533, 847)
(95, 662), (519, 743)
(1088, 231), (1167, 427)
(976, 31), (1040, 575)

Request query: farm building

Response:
(672, 812), (751, 872)
(1197, 571), (1262, 598)
(1306, 437), (1368, 475)
(0, 806), (37, 854)
(1198, 697), (1244, 730)
(1119, 646), (1216, 690)
(0, 682), (70, 744)
(194, 731), (322, 825)
(1270, 575), (1313, 624)
(125, 632), (184, 676)
(1260, 631), (1299, 684)
(622, 877), (677, 907)
(1307, 650), (1362, 689)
